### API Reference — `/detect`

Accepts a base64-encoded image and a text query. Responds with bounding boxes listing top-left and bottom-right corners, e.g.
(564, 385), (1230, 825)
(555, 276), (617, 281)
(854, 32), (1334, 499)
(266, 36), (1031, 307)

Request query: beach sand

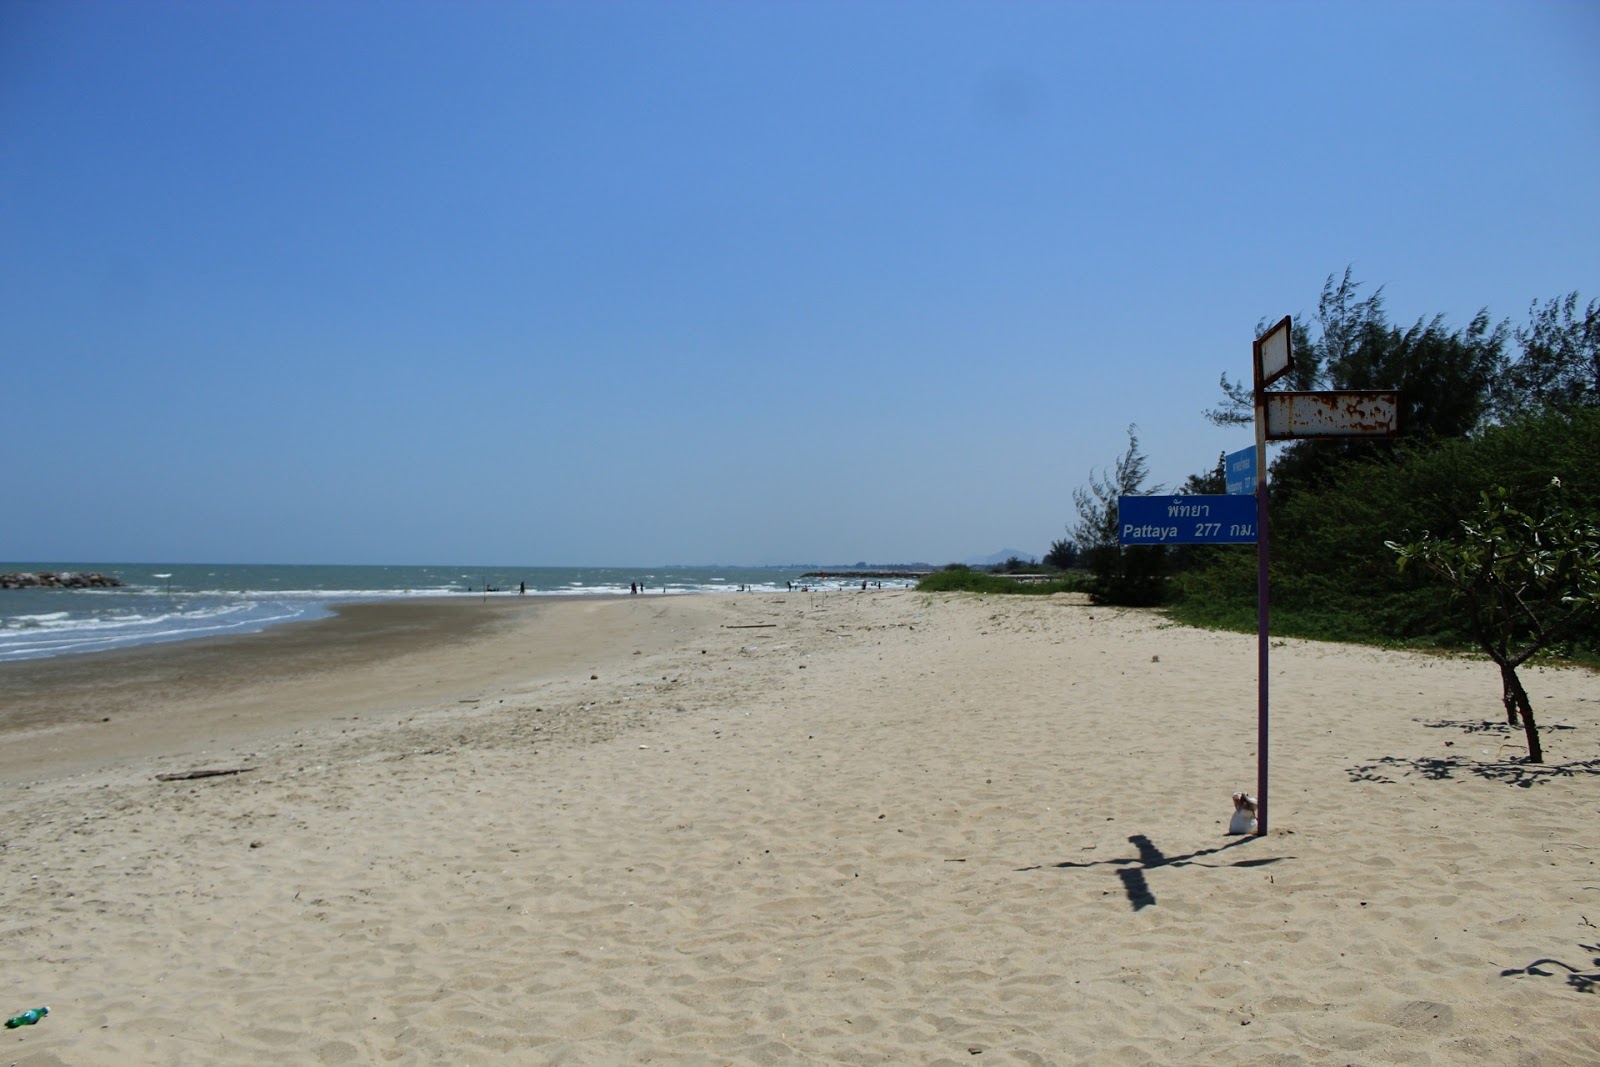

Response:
(1, 591), (1596, 1065)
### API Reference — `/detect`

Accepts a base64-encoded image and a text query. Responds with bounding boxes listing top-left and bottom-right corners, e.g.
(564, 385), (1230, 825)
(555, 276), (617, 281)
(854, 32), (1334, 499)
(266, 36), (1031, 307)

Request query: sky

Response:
(4, 1), (1597, 567)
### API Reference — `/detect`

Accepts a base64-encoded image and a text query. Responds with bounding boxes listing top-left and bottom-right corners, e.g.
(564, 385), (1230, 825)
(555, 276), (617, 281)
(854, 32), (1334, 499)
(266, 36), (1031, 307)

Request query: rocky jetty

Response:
(800, 570), (932, 580)
(1, 571), (125, 589)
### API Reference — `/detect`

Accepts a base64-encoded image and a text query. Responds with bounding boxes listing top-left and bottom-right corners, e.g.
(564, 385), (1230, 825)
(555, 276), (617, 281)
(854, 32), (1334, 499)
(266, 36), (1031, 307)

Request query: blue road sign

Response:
(1118, 494), (1258, 545)
(1224, 446), (1256, 495)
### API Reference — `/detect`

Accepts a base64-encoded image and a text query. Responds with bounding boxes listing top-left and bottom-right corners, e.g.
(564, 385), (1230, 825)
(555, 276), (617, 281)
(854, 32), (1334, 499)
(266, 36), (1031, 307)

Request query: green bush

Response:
(1163, 409), (1600, 658)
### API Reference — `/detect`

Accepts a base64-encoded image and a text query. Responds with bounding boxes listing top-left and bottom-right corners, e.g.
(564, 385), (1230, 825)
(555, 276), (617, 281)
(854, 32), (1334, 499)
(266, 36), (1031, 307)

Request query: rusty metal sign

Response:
(1253, 316), (1294, 390)
(1265, 390), (1400, 440)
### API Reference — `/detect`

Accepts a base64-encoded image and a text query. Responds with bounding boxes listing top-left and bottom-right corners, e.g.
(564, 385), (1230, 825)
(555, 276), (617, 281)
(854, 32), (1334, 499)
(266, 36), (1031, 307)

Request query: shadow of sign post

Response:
(1019, 834), (1289, 911)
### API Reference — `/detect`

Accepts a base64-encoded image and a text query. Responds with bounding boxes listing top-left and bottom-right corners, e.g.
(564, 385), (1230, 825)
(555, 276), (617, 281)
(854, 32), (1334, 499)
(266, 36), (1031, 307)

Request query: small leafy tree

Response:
(1072, 425), (1166, 605)
(1387, 481), (1600, 763)
(1043, 538), (1079, 570)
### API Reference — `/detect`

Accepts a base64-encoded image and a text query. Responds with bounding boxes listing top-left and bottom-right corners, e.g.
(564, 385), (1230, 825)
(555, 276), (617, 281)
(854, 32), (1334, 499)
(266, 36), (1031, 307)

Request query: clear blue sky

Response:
(4, 1), (1597, 566)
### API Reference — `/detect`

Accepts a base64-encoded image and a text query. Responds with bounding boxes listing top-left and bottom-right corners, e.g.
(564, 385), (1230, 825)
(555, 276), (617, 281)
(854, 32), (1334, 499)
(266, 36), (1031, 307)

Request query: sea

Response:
(0, 563), (919, 663)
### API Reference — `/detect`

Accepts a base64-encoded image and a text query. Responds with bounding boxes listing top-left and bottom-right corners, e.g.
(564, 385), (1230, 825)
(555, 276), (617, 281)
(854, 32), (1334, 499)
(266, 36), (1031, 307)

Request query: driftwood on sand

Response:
(153, 767), (255, 782)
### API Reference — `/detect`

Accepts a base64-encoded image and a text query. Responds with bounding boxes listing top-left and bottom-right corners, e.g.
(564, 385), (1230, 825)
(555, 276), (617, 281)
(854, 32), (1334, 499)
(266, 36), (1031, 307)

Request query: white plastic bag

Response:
(1228, 792), (1258, 835)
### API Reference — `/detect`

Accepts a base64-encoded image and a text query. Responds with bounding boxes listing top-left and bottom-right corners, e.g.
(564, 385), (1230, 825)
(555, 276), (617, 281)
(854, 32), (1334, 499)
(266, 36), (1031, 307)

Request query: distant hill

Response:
(962, 548), (1037, 567)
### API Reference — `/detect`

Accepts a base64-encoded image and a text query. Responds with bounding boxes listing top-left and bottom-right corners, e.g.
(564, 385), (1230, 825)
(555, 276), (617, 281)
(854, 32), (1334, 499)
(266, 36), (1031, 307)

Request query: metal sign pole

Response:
(1241, 316), (1396, 838)
(1250, 316), (1291, 838)
(1254, 384), (1270, 836)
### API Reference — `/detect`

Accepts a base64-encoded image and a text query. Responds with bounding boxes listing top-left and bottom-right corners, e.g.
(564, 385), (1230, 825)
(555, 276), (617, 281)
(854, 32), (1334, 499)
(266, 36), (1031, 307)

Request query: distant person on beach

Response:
(519, 581), (525, 595)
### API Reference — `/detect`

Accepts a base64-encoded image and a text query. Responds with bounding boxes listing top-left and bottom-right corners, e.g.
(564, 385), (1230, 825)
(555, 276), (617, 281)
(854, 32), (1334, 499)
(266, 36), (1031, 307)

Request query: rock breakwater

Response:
(1, 571), (125, 589)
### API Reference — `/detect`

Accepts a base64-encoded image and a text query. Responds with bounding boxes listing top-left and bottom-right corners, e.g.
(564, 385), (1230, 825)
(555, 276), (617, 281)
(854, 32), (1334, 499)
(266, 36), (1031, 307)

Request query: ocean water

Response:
(0, 563), (917, 662)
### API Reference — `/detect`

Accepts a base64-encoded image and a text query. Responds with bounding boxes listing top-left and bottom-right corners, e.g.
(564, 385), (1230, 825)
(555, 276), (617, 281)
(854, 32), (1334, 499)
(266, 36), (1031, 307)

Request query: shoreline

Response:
(0, 595), (641, 782)
(3, 591), (1597, 1063)
(0, 561), (852, 664)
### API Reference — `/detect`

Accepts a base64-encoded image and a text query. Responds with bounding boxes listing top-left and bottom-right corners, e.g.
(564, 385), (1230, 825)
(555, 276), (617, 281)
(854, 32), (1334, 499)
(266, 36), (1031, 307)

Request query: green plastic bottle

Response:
(4, 1006), (48, 1029)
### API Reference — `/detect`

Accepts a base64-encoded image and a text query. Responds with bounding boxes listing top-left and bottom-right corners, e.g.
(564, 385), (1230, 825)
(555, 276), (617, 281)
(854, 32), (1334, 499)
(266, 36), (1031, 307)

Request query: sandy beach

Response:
(2, 590), (1596, 1065)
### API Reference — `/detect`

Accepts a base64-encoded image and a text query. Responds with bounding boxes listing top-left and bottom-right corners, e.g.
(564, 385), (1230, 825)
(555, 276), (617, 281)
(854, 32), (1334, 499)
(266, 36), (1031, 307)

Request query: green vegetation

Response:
(1163, 386), (1600, 656)
(916, 564), (1085, 596)
(1069, 425), (1168, 605)
(1048, 270), (1600, 748)
(1042, 538), (1079, 569)
(1388, 481), (1600, 762)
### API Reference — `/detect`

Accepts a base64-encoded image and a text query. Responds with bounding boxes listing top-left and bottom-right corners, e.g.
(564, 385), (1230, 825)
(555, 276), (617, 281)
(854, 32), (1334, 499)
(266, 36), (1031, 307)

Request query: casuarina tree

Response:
(1072, 425), (1167, 605)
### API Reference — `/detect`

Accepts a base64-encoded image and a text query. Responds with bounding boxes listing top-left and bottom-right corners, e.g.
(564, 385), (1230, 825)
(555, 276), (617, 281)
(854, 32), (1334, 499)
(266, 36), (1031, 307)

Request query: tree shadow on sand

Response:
(1501, 941), (1600, 993)
(1415, 717), (1577, 737)
(1018, 834), (1290, 911)
(1347, 753), (1600, 788)
(1349, 719), (1596, 788)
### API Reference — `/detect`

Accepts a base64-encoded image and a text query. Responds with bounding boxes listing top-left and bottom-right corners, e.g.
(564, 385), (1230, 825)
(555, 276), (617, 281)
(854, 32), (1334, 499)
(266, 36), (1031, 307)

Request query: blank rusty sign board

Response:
(1265, 391), (1400, 440)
